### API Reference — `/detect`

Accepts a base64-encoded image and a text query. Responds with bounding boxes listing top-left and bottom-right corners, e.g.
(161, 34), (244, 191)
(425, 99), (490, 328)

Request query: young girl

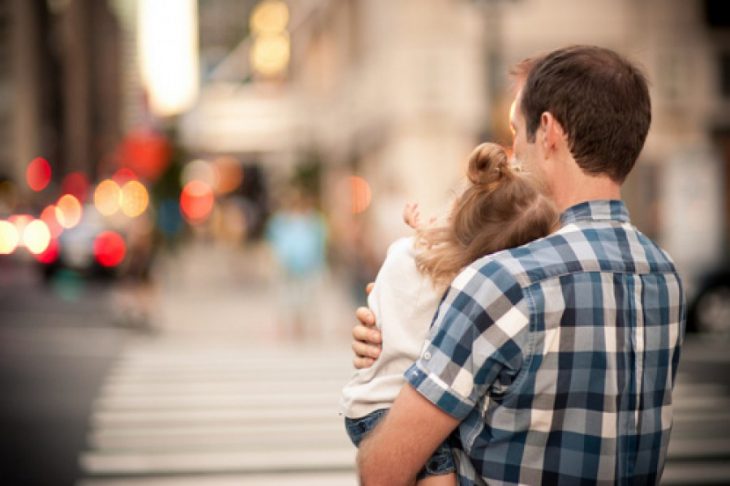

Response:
(340, 143), (559, 485)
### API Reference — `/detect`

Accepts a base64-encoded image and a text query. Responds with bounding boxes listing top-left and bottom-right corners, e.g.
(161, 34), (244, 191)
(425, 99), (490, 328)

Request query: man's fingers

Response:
(352, 338), (381, 361)
(355, 306), (376, 326)
(365, 282), (375, 296)
(353, 356), (375, 370)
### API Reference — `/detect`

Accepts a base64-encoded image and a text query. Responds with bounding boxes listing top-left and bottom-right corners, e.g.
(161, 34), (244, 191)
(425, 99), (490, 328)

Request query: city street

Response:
(2, 244), (730, 485)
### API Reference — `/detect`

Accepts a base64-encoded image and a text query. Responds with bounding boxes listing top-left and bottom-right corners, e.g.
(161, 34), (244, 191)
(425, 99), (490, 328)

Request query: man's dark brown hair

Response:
(519, 45), (651, 183)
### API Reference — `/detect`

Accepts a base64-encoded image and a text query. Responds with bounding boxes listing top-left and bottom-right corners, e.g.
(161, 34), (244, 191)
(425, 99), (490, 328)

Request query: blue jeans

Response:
(345, 408), (456, 479)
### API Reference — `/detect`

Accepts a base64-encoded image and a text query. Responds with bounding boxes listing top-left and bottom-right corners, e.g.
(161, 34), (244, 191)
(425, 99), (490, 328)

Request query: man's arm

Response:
(357, 383), (459, 486)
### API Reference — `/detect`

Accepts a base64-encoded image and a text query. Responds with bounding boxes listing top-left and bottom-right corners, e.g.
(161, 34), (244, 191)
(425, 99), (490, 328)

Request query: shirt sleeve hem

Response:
(405, 362), (475, 421)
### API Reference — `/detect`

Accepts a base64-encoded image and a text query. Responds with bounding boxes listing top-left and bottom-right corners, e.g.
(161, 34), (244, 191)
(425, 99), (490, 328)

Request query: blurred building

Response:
(2, 0), (729, 294)
(1, 0), (123, 192)
(184, 0), (730, 292)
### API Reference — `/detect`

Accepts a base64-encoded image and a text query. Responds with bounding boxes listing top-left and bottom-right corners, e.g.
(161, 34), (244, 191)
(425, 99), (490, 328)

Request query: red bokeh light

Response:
(112, 168), (139, 184)
(180, 180), (214, 223)
(119, 130), (171, 182)
(26, 157), (52, 192)
(61, 172), (90, 203)
(93, 231), (126, 267)
(40, 205), (63, 239)
(35, 238), (59, 264)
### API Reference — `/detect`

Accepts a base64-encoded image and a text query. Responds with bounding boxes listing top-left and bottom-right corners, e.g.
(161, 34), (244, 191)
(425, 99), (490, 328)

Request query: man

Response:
(352, 45), (686, 485)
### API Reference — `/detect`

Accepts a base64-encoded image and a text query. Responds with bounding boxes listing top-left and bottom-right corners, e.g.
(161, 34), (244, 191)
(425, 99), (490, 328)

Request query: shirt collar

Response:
(559, 200), (630, 226)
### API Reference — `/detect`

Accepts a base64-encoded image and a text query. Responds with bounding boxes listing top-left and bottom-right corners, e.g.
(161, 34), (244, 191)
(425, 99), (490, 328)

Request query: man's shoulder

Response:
(465, 221), (679, 289)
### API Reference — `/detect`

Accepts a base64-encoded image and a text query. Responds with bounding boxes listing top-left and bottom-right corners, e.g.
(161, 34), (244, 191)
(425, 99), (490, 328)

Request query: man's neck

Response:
(551, 173), (622, 213)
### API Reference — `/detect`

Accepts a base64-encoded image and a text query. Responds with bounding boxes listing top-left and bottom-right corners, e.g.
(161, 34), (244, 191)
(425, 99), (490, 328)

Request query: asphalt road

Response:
(0, 258), (131, 486)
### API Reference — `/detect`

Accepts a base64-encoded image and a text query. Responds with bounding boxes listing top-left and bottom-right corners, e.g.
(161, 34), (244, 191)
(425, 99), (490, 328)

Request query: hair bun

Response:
(467, 143), (509, 185)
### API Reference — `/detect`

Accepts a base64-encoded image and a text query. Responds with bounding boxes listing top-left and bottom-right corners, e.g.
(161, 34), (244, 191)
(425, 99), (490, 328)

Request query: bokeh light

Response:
(120, 180), (149, 218)
(249, 0), (290, 77)
(0, 220), (19, 254)
(40, 205), (64, 239)
(138, 0), (199, 117)
(94, 231), (126, 267)
(61, 172), (90, 202)
(181, 159), (219, 187)
(214, 157), (244, 195)
(349, 176), (372, 214)
(9, 214), (33, 234)
(180, 180), (215, 223)
(113, 168), (138, 184)
(34, 238), (59, 264)
(250, 34), (290, 77)
(94, 179), (122, 216)
(250, 0), (289, 35)
(26, 157), (52, 192)
(23, 219), (51, 255)
(56, 194), (83, 229)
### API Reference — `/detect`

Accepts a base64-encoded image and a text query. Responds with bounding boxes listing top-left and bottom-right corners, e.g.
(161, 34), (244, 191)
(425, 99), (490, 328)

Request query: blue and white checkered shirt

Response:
(406, 200), (685, 485)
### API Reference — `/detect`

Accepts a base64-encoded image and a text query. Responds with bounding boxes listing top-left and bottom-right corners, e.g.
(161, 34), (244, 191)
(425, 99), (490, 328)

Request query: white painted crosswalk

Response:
(663, 373), (730, 484)
(78, 340), (358, 485)
(78, 338), (730, 485)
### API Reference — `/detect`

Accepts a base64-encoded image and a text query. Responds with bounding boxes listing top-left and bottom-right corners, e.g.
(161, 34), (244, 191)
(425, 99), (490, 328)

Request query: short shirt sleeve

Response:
(405, 258), (531, 420)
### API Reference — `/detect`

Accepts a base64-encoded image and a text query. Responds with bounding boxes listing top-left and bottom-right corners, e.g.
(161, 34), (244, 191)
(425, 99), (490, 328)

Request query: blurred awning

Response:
(179, 84), (305, 155)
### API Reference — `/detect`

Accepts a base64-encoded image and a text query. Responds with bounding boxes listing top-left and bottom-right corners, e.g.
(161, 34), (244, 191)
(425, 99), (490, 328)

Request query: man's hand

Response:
(357, 384), (460, 485)
(352, 282), (382, 369)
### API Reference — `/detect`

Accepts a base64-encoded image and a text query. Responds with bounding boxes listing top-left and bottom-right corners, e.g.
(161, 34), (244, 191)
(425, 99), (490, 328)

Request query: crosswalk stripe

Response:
(88, 421), (345, 443)
(92, 408), (341, 427)
(78, 471), (358, 486)
(662, 461), (730, 485)
(93, 392), (342, 410)
(80, 448), (356, 476)
(668, 438), (730, 459)
(89, 430), (351, 452)
(80, 342), (357, 481)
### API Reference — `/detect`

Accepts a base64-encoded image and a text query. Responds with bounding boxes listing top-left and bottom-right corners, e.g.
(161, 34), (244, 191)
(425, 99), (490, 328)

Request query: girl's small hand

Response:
(403, 202), (421, 229)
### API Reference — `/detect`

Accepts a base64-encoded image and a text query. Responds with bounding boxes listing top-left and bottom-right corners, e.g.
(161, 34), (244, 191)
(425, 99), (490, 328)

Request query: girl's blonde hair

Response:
(415, 143), (559, 289)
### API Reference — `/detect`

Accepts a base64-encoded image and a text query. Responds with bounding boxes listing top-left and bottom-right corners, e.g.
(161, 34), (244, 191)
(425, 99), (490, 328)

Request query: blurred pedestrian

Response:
(266, 188), (327, 339)
(341, 143), (558, 485)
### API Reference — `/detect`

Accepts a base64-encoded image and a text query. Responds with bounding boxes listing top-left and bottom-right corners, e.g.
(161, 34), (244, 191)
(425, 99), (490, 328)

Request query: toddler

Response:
(341, 143), (559, 485)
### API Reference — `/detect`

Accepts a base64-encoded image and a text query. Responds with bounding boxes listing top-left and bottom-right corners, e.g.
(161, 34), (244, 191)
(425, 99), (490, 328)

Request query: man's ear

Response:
(540, 112), (566, 156)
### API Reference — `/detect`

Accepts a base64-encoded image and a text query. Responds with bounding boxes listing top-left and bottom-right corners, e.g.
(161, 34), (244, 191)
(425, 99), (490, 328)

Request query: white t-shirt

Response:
(341, 237), (444, 418)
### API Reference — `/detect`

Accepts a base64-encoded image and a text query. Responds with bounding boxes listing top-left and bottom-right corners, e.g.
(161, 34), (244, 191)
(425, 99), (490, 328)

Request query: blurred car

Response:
(39, 204), (153, 281)
(687, 265), (730, 334)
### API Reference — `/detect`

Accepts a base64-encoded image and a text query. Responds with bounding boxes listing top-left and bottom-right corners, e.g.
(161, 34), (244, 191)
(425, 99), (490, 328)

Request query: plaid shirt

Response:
(406, 200), (685, 485)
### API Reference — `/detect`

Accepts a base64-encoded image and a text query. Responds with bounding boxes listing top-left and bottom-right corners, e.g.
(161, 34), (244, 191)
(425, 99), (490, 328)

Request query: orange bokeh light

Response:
(40, 205), (64, 238)
(214, 157), (244, 195)
(120, 180), (149, 218)
(94, 179), (121, 216)
(94, 231), (126, 267)
(349, 176), (372, 214)
(26, 157), (52, 192)
(56, 194), (83, 229)
(180, 180), (215, 223)
(23, 219), (51, 255)
(0, 220), (20, 254)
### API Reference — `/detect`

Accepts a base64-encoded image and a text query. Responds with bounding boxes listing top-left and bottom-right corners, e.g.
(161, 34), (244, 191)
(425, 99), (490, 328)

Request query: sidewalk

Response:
(118, 239), (357, 345)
